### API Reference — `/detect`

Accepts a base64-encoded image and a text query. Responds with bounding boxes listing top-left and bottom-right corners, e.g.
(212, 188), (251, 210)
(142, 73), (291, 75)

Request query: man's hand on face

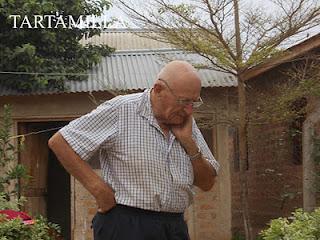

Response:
(171, 116), (200, 156)
(170, 115), (193, 143)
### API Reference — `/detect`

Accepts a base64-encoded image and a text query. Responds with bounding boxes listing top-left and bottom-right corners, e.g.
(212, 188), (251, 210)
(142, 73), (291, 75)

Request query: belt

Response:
(115, 204), (184, 220)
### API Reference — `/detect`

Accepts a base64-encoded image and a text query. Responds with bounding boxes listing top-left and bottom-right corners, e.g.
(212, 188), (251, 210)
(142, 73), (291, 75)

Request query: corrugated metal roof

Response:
(81, 29), (172, 50)
(0, 29), (237, 96)
(65, 49), (237, 93)
(0, 50), (237, 96)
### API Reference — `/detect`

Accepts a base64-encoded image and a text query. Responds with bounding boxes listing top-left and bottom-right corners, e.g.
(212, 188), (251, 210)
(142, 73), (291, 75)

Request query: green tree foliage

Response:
(0, 105), (28, 204)
(0, 0), (114, 92)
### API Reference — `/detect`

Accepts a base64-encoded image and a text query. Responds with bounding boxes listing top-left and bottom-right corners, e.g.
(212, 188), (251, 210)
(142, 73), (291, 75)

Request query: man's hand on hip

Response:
(95, 185), (116, 213)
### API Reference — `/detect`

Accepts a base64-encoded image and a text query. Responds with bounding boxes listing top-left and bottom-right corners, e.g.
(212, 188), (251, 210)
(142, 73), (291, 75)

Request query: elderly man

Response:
(48, 60), (219, 240)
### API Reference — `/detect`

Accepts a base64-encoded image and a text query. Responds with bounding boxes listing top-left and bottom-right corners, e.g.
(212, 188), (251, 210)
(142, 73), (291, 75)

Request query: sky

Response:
(105, 0), (280, 28)
(103, 0), (319, 46)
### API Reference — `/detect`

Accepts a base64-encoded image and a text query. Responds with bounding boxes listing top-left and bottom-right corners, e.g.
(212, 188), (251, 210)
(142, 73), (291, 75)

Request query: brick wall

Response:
(189, 88), (236, 240)
(185, 188), (220, 240)
(71, 171), (99, 240)
(247, 122), (303, 236)
(236, 68), (304, 237)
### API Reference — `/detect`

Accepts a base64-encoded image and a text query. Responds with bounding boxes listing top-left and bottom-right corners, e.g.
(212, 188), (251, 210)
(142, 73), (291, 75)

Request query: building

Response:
(0, 29), (238, 240)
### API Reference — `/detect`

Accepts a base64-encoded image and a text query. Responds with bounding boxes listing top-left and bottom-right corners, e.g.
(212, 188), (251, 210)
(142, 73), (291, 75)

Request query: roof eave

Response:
(243, 33), (320, 81)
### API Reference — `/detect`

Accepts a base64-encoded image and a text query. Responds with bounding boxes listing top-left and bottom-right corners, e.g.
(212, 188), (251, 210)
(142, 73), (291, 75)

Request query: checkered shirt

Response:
(60, 89), (220, 213)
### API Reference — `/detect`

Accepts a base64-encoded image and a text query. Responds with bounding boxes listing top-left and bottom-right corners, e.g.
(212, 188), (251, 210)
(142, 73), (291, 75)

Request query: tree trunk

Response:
(233, 0), (253, 238)
(238, 75), (253, 240)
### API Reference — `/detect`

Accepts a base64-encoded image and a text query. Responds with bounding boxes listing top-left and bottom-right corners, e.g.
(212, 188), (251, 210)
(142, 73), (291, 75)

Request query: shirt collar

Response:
(137, 89), (177, 139)
(137, 89), (161, 130)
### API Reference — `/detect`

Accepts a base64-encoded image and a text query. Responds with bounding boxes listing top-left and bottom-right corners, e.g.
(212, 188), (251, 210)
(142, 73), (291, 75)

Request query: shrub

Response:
(260, 208), (320, 240)
(0, 104), (29, 203)
(0, 193), (25, 211)
(0, 192), (62, 240)
(0, 215), (61, 240)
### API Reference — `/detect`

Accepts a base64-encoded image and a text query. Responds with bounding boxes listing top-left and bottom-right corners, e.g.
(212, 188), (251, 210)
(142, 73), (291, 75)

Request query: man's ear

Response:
(153, 83), (163, 94)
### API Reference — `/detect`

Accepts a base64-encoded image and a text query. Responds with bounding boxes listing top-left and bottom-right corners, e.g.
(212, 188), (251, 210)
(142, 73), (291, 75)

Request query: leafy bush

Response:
(0, 191), (62, 240)
(0, 104), (29, 202)
(260, 208), (320, 240)
(0, 215), (61, 240)
(0, 193), (25, 211)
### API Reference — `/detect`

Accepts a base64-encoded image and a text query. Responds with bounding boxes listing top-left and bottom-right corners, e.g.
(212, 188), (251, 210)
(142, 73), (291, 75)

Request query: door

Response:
(18, 121), (70, 239)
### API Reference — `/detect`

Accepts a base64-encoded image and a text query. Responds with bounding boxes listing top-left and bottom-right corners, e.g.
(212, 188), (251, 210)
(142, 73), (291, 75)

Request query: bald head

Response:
(150, 61), (201, 124)
(150, 60), (202, 125)
(156, 60), (201, 90)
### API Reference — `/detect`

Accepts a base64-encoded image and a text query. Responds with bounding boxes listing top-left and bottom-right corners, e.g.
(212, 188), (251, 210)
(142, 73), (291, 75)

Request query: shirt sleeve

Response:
(192, 120), (220, 174)
(59, 101), (118, 161)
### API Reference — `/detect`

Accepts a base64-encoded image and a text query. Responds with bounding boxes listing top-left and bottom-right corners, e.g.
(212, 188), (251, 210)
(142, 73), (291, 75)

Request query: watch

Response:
(189, 146), (202, 161)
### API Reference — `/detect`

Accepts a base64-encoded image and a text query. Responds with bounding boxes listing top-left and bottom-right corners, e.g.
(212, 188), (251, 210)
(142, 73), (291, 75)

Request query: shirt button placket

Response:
(163, 133), (179, 211)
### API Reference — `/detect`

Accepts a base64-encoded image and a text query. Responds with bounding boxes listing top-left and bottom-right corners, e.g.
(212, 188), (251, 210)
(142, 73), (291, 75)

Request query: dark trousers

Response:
(91, 204), (190, 240)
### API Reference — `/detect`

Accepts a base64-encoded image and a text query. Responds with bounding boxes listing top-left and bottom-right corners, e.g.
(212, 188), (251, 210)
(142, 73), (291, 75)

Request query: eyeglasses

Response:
(158, 78), (203, 108)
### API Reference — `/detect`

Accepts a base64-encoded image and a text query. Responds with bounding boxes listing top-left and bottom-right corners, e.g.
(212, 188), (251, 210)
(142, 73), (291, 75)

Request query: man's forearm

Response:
(48, 132), (115, 212)
(180, 138), (216, 191)
(190, 156), (216, 191)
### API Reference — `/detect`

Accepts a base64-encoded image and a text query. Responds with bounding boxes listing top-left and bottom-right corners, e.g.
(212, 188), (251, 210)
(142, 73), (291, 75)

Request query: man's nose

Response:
(184, 104), (193, 115)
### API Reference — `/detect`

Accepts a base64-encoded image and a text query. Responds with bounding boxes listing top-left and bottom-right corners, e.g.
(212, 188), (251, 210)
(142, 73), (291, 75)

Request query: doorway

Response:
(18, 121), (70, 240)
